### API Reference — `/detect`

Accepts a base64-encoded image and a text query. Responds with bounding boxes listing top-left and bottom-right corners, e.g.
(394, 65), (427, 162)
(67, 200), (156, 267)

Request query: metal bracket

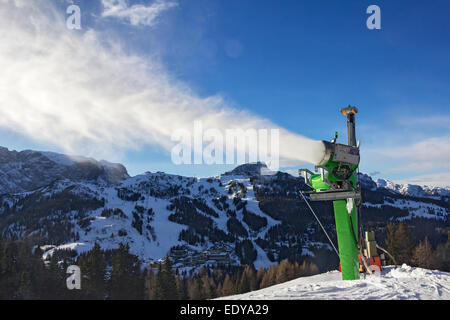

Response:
(309, 190), (361, 202)
(298, 168), (315, 188)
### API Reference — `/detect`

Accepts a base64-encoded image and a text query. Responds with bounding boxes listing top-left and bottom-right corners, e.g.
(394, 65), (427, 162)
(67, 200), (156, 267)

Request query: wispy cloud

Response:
(101, 0), (177, 27)
(367, 136), (450, 172)
(397, 115), (450, 128)
(0, 1), (323, 166)
(395, 172), (450, 188)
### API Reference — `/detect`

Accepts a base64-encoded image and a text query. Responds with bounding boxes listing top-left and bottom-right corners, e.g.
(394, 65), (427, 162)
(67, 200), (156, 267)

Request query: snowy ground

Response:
(218, 265), (450, 300)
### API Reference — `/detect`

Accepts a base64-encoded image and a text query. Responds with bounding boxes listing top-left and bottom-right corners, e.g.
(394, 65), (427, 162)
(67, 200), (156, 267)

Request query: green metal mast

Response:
(333, 200), (359, 280)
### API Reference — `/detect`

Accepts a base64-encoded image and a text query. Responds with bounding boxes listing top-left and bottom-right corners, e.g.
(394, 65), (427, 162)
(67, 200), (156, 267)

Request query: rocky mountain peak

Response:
(0, 146), (128, 194)
(223, 162), (272, 177)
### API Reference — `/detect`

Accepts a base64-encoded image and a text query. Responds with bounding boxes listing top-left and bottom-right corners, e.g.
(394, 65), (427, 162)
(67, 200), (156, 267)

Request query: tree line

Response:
(0, 238), (318, 300)
(147, 257), (319, 300)
(0, 240), (144, 299)
(384, 222), (450, 271)
(1, 222), (449, 300)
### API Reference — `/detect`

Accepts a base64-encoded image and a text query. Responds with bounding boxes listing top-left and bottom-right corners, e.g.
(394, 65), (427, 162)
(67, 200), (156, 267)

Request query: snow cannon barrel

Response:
(314, 140), (360, 168)
(307, 140), (360, 193)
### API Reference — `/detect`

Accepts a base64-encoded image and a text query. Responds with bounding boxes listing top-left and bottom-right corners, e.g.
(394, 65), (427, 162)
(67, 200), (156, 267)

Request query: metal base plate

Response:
(309, 190), (361, 201)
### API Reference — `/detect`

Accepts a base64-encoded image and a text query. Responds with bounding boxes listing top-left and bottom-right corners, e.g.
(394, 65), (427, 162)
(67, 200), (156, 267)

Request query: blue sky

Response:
(0, 0), (449, 186)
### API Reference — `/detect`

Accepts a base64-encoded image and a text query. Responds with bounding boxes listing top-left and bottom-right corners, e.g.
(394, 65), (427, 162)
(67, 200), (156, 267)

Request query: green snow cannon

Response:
(299, 106), (361, 280)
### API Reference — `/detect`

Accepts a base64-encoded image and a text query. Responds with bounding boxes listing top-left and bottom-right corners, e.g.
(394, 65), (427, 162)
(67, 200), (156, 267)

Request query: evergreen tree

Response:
(78, 242), (106, 299)
(149, 265), (162, 300)
(156, 256), (178, 299)
(385, 222), (415, 265)
(187, 276), (204, 300)
(147, 267), (157, 299)
(0, 240), (18, 299)
(39, 253), (66, 299)
(231, 269), (242, 294)
(109, 243), (144, 299)
(176, 276), (188, 300)
(436, 230), (450, 271)
(237, 265), (258, 293)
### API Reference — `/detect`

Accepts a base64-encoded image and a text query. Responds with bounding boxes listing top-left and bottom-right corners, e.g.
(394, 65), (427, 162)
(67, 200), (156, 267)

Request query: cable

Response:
(299, 191), (340, 258)
(376, 244), (397, 267)
(299, 188), (382, 276)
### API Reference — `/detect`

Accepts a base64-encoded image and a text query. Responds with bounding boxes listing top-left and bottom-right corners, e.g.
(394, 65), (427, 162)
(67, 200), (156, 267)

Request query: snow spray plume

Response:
(0, 1), (325, 166)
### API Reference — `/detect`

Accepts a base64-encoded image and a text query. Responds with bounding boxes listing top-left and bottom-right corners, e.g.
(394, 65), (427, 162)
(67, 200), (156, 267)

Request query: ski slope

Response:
(218, 265), (450, 300)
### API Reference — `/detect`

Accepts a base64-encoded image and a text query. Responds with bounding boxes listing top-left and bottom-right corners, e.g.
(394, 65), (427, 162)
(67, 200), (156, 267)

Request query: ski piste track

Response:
(218, 265), (450, 300)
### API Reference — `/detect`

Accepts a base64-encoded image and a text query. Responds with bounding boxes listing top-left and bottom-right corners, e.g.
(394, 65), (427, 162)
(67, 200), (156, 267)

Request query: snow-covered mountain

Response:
(0, 146), (448, 272)
(0, 147), (128, 194)
(378, 179), (450, 198)
(360, 173), (450, 198)
(218, 264), (450, 300)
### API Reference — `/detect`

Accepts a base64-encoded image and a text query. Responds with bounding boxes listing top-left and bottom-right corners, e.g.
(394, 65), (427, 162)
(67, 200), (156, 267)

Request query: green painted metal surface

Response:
(310, 174), (331, 191)
(333, 200), (360, 280)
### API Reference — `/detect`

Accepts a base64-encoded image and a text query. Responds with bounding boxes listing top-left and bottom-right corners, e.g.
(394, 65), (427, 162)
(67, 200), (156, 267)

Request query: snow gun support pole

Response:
(300, 106), (361, 280)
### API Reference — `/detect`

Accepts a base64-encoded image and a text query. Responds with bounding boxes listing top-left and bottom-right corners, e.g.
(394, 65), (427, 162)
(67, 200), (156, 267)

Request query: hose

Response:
(376, 244), (397, 267)
(347, 208), (375, 276)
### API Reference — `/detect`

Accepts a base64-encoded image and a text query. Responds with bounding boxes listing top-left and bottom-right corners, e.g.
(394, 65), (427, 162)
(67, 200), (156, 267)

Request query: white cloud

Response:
(395, 172), (450, 188)
(397, 115), (450, 128)
(101, 0), (177, 27)
(0, 1), (323, 166)
(0, 0), (25, 6)
(368, 136), (450, 172)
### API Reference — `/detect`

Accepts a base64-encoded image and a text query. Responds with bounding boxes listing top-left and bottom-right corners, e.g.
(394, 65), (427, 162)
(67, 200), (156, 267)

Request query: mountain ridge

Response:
(0, 146), (448, 272)
(0, 146), (128, 194)
(1, 145), (447, 197)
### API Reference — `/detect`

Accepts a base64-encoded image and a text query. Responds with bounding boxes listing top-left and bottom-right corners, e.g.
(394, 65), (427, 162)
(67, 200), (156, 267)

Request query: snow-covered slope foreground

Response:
(219, 265), (450, 300)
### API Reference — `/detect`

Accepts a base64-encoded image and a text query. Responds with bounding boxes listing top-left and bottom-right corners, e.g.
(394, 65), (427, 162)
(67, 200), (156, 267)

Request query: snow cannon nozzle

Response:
(341, 105), (358, 116)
